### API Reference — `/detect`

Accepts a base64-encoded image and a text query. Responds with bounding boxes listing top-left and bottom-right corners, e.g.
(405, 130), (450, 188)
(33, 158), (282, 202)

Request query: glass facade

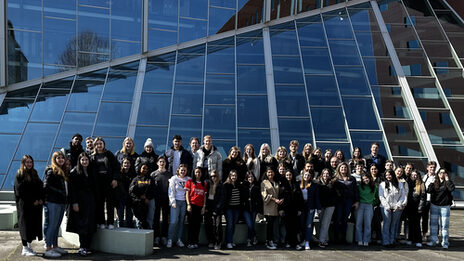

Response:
(1, 0), (464, 199)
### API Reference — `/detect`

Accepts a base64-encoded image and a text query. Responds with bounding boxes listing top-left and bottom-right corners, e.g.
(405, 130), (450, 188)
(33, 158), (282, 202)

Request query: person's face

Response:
(157, 158), (166, 168)
(266, 170), (274, 180)
(122, 159), (130, 170)
(211, 173), (218, 182)
(190, 139), (199, 151)
(80, 156), (89, 167)
(247, 175), (254, 184)
(145, 145), (153, 153)
(410, 172), (418, 181)
(371, 144), (379, 155)
(25, 158), (33, 170)
(427, 164), (436, 174)
(438, 169), (447, 180)
(395, 168), (403, 178)
(385, 162), (393, 170)
(245, 146), (253, 156)
(261, 146), (269, 156)
(86, 139), (94, 149)
(303, 172), (311, 182)
(278, 166), (286, 175)
(340, 164), (348, 175)
(140, 165), (148, 175)
(173, 139), (182, 149)
(405, 164), (413, 175)
(285, 172), (292, 181)
(353, 149), (360, 158)
(56, 155), (66, 167)
(315, 149), (322, 158)
(72, 136), (82, 146)
(370, 165), (378, 175)
(124, 139), (133, 151)
(95, 140), (105, 152)
(336, 151), (343, 159)
(230, 173), (237, 182)
(304, 145), (312, 154)
(362, 175), (370, 185)
(194, 169), (202, 180)
(278, 149), (286, 158)
(356, 164), (363, 173)
(330, 157), (338, 168)
(204, 137), (212, 149)
(325, 151), (332, 158)
(322, 171), (330, 182)
(306, 163), (314, 172)
(385, 172), (392, 181)
(178, 167), (187, 177)
(230, 149), (238, 159)
(289, 144), (298, 154)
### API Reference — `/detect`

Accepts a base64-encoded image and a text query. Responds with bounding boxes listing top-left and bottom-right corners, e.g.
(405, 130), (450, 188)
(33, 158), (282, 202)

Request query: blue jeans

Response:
(381, 207), (402, 245)
(243, 210), (257, 240)
(225, 208), (240, 244)
(301, 208), (316, 241)
(44, 202), (66, 247)
(355, 203), (373, 243)
(146, 199), (155, 229)
(168, 200), (186, 241)
(430, 204), (450, 247)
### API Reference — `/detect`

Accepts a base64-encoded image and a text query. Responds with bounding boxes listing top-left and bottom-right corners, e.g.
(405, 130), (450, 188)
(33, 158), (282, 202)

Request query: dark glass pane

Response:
(111, 1), (142, 42)
(420, 110), (461, 144)
(275, 85), (309, 116)
(236, 37), (265, 64)
(414, 17), (447, 41)
(396, 49), (431, 76)
(169, 115), (202, 144)
(355, 31), (388, 57)
(237, 65), (267, 94)
(392, 157), (427, 172)
(237, 95), (269, 128)
(179, 18), (207, 43)
(329, 40), (361, 65)
(335, 67), (371, 95)
(172, 83), (204, 114)
(175, 54), (205, 82)
(205, 74), (235, 104)
(211, 0), (235, 8)
(143, 62), (175, 92)
(297, 22), (326, 47)
(379, 0), (408, 24)
(209, 6), (236, 35)
(435, 11), (464, 33)
(179, 45), (206, 54)
(148, 29), (177, 50)
(55, 112), (95, 149)
(137, 93), (171, 125)
(102, 70), (137, 102)
(305, 75), (340, 106)
(0, 134), (20, 173)
(4, 161), (48, 190)
(448, 100), (464, 128)
(14, 123), (59, 161)
(204, 105), (235, 139)
(30, 89), (70, 122)
(278, 118), (313, 148)
(433, 145), (464, 186)
(317, 142), (351, 160)
(7, 30), (42, 82)
(422, 42), (454, 58)
(0, 99), (34, 133)
(148, 0), (178, 31)
(272, 56), (304, 84)
(112, 41), (141, 60)
(93, 102), (131, 137)
(371, 86), (410, 118)
(44, 18), (76, 67)
(408, 77), (445, 108)
(238, 129), (271, 151)
(388, 141), (423, 157)
(387, 24), (420, 49)
(207, 45), (235, 73)
(350, 131), (387, 158)
(77, 6), (110, 54)
(363, 57), (398, 85)
(5, 85), (40, 99)
(323, 13), (353, 39)
(437, 69), (464, 98)
(448, 33), (464, 57)
(237, 0), (264, 29)
(7, 0), (42, 31)
(148, 52), (177, 63)
(180, 0), (208, 19)
(68, 78), (105, 112)
(383, 120), (421, 143)
(78, 53), (109, 67)
(43, 0), (76, 19)
(300, 48), (332, 74)
(311, 107), (347, 141)
(270, 30), (299, 55)
(343, 97), (380, 130)
(79, 0), (109, 7)
(348, 8), (380, 32)
(43, 77), (74, 89)
(134, 126), (168, 155)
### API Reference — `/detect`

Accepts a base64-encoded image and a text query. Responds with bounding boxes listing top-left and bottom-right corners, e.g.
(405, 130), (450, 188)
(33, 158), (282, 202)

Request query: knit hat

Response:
(144, 138), (153, 148)
(72, 133), (83, 141)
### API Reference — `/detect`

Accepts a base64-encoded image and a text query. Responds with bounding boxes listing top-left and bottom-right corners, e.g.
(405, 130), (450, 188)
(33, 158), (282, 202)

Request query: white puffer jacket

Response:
(379, 181), (407, 210)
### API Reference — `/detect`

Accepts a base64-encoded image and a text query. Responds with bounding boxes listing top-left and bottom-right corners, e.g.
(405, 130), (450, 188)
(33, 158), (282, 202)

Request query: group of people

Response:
(14, 133), (455, 257)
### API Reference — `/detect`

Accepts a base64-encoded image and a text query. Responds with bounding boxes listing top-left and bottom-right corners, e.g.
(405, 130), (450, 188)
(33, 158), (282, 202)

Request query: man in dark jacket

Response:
(289, 140), (305, 176)
(164, 135), (193, 174)
(62, 133), (84, 169)
(364, 142), (387, 175)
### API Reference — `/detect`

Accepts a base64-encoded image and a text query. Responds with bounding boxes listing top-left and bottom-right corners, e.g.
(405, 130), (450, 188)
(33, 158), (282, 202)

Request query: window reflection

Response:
(238, 129), (271, 150)
(169, 115), (202, 143)
(420, 110), (461, 144)
(134, 126), (168, 155)
(278, 118), (313, 149)
(138, 93), (171, 125)
(94, 102), (131, 137)
(205, 74), (235, 104)
(144, 61), (175, 93)
(30, 89), (70, 122)
(343, 97), (380, 130)
(297, 22), (327, 47)
(301, 48), (332, 74)
(311, 107), (347, 141)
(0, 134), (21, 174)
(210, 6), (236, 35)
(237, 66), (267, 94)
(335, 67), (371, 95)
(172, 83), (204, 115)
(350, 131), (387, 157)
(371, 86), (410, 119)
(272, 56), (304, 84)
(102, 69), (138, 102)
(204, 106), (236, 139)
(237, 95), (269, 128)
(275, 85), (309, 117)
(433, 145), (464, 187)
(305, 75), (340, 106)
(55, 112), (96, 149)
(14, 123), (59, 161)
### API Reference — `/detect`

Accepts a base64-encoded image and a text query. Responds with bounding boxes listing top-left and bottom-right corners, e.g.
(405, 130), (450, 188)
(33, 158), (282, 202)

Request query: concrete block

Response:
(0, 205), (16, 230)
(0, 191), (15, 202)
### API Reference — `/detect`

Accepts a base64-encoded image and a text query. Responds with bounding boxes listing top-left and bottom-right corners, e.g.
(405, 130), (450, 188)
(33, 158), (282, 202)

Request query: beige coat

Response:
(261, 180), (279, 216)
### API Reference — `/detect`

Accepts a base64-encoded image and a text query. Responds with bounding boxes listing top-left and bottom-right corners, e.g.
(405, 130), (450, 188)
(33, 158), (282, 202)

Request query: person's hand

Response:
(73, 204), (79, 212)
(172, 204), (177, 209)
(317, 209), (322, 215)
(38, 200), (43, 205)
(279, 210), (285, 216)
(201, 206), (206, 215)
(145, 198), (150, 204)
(187, 205), (192, 213)
(445, 174), (449, 181)
(297, 211), (302, 216)
(353, 202), (359, 210)
(111, 179), (118, 189)
(33, 200), (39, 206)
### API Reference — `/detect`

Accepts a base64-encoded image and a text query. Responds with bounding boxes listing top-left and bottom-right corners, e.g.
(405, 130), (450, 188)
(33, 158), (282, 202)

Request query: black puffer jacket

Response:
(205, 181), (225, 215)
(43, 168), (67, 204)
(135, 151), (159, 174)
(242, 181), (263, 214)
(407, 178), (426, 212)
(427, 179), (455, 206)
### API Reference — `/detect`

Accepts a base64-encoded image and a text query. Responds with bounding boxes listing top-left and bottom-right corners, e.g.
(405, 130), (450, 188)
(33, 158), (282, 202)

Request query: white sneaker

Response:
(214, 244), (221, 250)
(176, 240), (184, 247)
(363, 242), (369, 246)
(208, 243), (214, 248)
(427, 241), (436, 247)
(358, 241), (363, 246)
(285, 243), (291, 248)
(187, 244), (195, 249)
(99, 224), (106, 229)
(416, 243), (422, 247)
(305, 241), (310, 250)
(108, 224), (115, 230)
(21, 247), (36, 256)
(296, 244), (302, 250)
(247, 240), (252, 247)
(227, 243), (233, 249)
(53, 247), (68, 255)
(44, 249), (61, 258)
(266, 241), (277, 250)
(442, 245), (448, 249)
(166, 239), (172, 248)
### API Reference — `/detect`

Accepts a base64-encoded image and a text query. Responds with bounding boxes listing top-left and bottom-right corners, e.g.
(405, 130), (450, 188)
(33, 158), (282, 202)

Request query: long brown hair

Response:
(50, 151), (68, 181)
(17, 155), (39, 182)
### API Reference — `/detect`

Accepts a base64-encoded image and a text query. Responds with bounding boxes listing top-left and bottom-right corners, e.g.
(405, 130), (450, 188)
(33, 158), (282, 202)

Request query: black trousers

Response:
(153, 199), (170, 238)
(407, 205), (422, 244)
(421, 202), (431, 236)
(265, 215), (277, 241)
(187, 204), (203, 245)
(285, 212), (299, 247)
(132, 201), (150, 229)
(79, 233), (93, 249)
(96, 177), (115, 226)
(204, 206), (223, 244)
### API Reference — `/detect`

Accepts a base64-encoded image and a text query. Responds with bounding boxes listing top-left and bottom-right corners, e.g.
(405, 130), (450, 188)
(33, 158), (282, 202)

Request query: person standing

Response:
(204, 170), (224, 249)
(151, 156), (172, 246)
(185, 168), (207, 249)
(117, 157), (136, 228)
(282, 170), (303, 250)
(165, 135), (193, 176)
(317, 168), (338, 248)
(242, 171), (262, 247)
(14, 155), (44, 257)
(261, 168), (281, 250)
(407, 170), (426, 247)
(129, 164), (155, 229)
(222, 146), (247, 183)
(223, 170), (244, 249)
(61, 133), (84, 169)
(300, 171), (321, 250)
(364, 142), (387, 175)
(194, 135), (223, 180)
(135, 138), (159, 174)
(422, 161), (437, 242)
(356, 173), (378, 247)
(66, 153), (98, 256)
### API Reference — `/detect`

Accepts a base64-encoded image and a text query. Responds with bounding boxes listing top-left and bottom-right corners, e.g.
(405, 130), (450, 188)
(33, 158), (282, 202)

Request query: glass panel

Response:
(311, 107), (347, 141)
(448, 33), (464, 57)
(0, 99), (34, 133)
(237, 65), (267, 94)
(335, 67), (371, 95)
(30, 89), (69, 122)
(343, 97), (380, 130)
(278, 118), (313, 149)
(207, 45), (235, 73)
(420, 110), (461, 144)
(317, 142), (351, 161)
(448, 100), (464, 128)
(55, 112), (96, 149)
(422, 42), (454, 59)
(238, 129), (271, 151)
(414, 17), (447, 41)
(237, 0), (264, 29)
(102, 70), (137, 102)
(329, 40), (361, 65)
(323, 13), (353, 39)
(179, 18), (207, 43)
(379, 0), (408, 24)
(43, 77), (74, 89)
(204, 106), (235, 139)
(387, 24), (420, 49)
(169, 115), (202, 144)
(437, 69), (464, 98)
(111, 1), (142, 42)
(172, 83), (204, 114)
(175, 54), (205, 83)
(44, 18), (76, 67)
(383, 120), (423, 144)
(300, 48), (332, 74)
(272, 56), (304, 84)
(77, 6), (110, 54)
(355, 31), (388, 57)
(79, 0), (109, 7)
(237, 95), (269, 128)
(4, 161), (48, 190)
(148, 29), (177, 50)
(433, 145), (464, 186)
(148, 0), (178, 31)
(0, 134), (20, 173)
(363, 57), (398, 85)
(93, 102), (131, 137)
(209, 6), (236, 35)
(7, 0), (42, 31)
(348, 8), (380, 32)
(236, 37), (264, 64)
(270, 30), (299, 55)
(396, 49), (431, 76)
(408, 77), (445, 108)
(205, 74), (235, 104)
(68, 77), (105, 112)
(388, 141), (424, 157)
(5, 85), (40, 99)
(213, 140), (236, 159)
(43, 0), (76, 19)
(371, 86), (410, 118)
(297, 22), (327, 47)
(134, 126), (168, 155)
(350, 131), (387, 158)
(435, 11), (464, 33)
(112, 41), (141, 60)
(305, 75), (340, 106)
(144, 62), (175, 93)
(275, 85), (309, 117)
(180, 0), (208, 19)
(7, 30), (42, 83)
(14, 123), (59, 161)
(97, 137), (126, 154)
(137, 93), (171, 125)
(78, 53), (109, 67)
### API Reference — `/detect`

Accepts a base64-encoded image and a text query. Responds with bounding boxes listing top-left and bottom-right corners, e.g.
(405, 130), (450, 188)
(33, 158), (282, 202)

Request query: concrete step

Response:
(0, 191), (15, 202)
(0, 205), (17, 230)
